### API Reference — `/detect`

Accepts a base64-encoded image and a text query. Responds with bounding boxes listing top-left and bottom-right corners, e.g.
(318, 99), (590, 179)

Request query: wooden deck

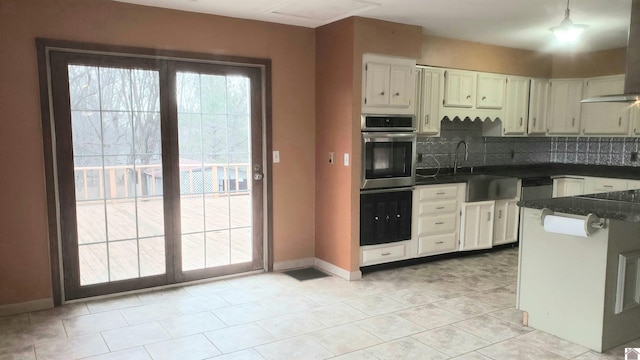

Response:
(75, 193), (252, 285)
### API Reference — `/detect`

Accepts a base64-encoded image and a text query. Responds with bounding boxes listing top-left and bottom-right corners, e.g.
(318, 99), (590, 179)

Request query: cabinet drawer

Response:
(361, 243), (407, 266)
(418, 233), (458, 256)
(418, 213), (457, 235)
(419, 200), (457, 215)
(418, 185), (459, 201)
(591, 177), (627, 192)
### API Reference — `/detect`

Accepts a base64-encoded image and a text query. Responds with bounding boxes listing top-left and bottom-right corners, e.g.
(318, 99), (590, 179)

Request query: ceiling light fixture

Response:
(550, 0), (589, 42)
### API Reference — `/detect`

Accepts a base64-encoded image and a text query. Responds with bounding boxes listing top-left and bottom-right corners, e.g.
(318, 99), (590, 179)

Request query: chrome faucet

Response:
(453, 140), (469, 174)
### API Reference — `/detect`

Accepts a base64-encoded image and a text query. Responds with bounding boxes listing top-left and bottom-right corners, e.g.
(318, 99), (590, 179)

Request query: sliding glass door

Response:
(47, 50), (265, 300)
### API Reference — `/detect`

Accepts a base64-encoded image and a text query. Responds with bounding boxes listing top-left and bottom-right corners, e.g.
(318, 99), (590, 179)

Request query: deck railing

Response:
(74, 163), (250, 201)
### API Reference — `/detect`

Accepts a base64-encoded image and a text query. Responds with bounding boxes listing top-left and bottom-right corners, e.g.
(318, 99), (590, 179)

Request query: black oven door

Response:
(361, 132), (416, 190)
(360, 188), (412, 246)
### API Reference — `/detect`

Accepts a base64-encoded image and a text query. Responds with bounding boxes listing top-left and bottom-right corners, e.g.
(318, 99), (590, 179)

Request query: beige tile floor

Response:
(1, 248), (639, 360)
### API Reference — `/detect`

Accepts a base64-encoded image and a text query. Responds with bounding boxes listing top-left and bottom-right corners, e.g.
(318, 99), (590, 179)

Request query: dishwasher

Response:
(516, 176), (554, 244)
(520, 176), (553, 200)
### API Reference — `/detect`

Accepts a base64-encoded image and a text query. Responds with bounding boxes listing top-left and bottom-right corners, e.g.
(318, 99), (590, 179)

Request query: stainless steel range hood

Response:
(581, 0), (640, 103)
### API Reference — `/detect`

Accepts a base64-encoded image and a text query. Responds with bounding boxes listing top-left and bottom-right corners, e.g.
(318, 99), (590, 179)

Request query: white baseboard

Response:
(314, 258), (362, 281)
(0, 298), (53, 317)
(273, 257), (314, 272)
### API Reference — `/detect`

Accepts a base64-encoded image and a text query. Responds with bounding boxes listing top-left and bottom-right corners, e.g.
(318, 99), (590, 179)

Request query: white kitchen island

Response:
(518, 193), (640, 352)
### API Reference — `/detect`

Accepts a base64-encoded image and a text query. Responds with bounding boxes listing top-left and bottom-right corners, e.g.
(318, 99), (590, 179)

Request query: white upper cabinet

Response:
(362, 54), (416, 115)
(528, 79), (550, 135)
(415, 67), (443, 135)
(443, 69), (476, 108)
(389, 65), (413, 107)
(364, 62), (390, 107)
(477, 73), (506, 109)
(581, 75), (630, 135)
(547, 79), (583, 135)
(503, 76), (530, 135)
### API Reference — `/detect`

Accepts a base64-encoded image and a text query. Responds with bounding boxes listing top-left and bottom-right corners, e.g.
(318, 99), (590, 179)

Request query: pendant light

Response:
(550, 0), (589, 42)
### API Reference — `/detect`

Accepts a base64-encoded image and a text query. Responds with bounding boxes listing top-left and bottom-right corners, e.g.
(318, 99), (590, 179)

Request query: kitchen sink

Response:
(431, 173), (518, 202)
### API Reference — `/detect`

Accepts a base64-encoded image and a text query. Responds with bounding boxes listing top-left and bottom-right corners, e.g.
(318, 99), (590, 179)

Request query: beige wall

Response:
(551, 48), (627, 78)
(0, 0), (315, 306)
(315, 19), (355, 271)
(314, 17), (422, 273)
(420, 35), (626, 80)
(420, 35), (553, 78)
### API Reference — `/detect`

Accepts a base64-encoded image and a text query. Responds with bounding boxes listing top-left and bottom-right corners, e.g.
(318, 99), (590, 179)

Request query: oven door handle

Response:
(361, 132), (417, 142)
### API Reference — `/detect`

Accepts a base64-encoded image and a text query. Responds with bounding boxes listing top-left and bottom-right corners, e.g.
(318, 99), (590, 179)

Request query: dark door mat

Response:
(283, 267), (330, 281)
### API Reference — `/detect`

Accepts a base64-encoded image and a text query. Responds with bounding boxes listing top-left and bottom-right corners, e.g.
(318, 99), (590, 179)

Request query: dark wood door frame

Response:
(36, 38), (273, 305)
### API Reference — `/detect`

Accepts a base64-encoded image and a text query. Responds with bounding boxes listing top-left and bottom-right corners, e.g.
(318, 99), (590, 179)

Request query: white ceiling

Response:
(114, 0), (633, 53)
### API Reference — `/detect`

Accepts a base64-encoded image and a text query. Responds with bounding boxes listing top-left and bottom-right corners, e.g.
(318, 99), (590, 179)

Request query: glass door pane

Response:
(176, 71), (253, 271)
(68, 64), (165, 285)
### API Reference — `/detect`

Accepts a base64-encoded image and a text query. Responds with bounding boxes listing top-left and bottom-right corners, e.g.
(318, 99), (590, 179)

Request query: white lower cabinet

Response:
(584, 177), (628, 194)
(460, 201), (495, 251)
(413, 183), (464, 257)
(552, 177), (585, 197)
(418, 233), (458, 256)
(361, 241), (410, 266)
(553, 176), (640, 198)
(628, 180), (640, 190)
(493, 199), (519, 246)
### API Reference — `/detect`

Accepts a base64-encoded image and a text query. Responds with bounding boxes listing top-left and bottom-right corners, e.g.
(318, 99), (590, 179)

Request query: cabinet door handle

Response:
(619, 117), (622, 126)
(394, 92), (400, 96)
(572, 118), (575, 126)
(603, 185), (613, 188)
(533, 117), (536, 126)
(487, 212), (491, 221)
(436, 206), (445, 210)
(466, 95), (471, 100)
(374, 216), (379, 220)
(381, 252), (391, 256)
(498, 210), (502, 219)
(435, 241), (444, 245)
(482, 96), (486, 100)
(520, 117), (523, 126)
(380, 91), (385, 96)
(396, 214), (401, 218)
(436, 192), (446, 195)
(435, 221), (444, 225)
(425, 114), (429, 125)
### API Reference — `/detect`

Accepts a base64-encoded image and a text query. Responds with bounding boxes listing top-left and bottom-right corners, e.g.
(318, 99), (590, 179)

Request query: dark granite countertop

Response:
(517, 189), (640, 223)
(416, 164), (640, 222)
(415, 164), (640, 186)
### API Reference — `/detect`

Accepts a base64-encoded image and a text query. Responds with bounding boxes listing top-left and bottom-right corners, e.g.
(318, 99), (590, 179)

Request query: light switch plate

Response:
(344, 153), (349, 166)
(273, 150), (280, 163)
(328, 152), (335, 164)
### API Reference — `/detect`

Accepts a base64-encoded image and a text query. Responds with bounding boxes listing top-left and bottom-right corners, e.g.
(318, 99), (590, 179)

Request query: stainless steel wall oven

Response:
(360, 115), (416, 190)
(360, 115), (416, 247)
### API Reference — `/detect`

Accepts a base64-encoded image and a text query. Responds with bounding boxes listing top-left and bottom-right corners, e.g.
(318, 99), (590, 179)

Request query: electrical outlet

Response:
(631, 151), (638, 162)
(273, 150), (280, 163)
(344, 153), (350, 166)
(328, 152), (335, 164)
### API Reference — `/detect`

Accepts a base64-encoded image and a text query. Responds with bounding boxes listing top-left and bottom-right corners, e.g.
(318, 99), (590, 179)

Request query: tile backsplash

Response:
(417, 119), (640, 170)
